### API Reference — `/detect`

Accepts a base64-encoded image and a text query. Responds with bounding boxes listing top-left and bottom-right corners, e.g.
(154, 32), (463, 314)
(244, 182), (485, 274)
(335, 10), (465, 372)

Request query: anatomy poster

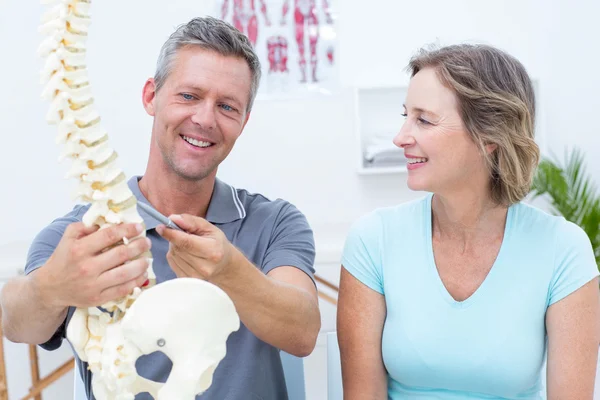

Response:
(216, 0), (339, 97)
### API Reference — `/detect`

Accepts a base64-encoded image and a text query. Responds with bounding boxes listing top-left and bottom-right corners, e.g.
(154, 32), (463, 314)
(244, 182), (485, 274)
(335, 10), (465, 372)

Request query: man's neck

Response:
(138, 170), (215, 219)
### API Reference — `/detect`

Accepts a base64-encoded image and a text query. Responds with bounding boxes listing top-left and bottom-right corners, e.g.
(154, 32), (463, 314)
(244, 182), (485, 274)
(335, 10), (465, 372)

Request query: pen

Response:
(136, 201), (185, 232)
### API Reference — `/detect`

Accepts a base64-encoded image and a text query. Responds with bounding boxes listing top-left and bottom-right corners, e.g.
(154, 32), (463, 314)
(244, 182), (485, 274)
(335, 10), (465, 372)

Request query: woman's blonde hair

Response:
(408, 44), (540, 205)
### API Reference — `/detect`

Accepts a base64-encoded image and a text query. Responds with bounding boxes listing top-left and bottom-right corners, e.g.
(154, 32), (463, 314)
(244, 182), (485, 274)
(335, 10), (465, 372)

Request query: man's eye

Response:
(181, 93), (194, 100)
(220, 104), (234, 112)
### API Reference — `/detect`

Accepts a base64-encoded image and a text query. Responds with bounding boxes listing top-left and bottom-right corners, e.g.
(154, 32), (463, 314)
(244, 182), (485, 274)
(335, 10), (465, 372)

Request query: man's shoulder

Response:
(235, 188), (298, 217)
(51, 204), (90, 226)
(36, 203), (90, 234)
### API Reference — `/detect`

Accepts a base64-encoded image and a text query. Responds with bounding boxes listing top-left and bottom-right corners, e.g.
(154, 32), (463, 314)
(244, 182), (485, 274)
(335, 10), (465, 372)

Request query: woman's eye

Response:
(418, 118), (431, 125)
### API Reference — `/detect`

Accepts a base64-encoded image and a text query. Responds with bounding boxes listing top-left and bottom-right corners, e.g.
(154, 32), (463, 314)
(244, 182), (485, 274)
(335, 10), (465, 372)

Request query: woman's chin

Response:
(406, 178), (430, 193)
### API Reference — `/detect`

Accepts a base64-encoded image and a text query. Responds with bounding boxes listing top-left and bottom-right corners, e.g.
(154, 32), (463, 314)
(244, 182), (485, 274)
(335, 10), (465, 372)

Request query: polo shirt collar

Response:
(128, 176), (246, 230)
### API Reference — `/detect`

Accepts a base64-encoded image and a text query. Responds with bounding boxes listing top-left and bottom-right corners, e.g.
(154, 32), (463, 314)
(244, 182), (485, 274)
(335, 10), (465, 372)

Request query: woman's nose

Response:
(393, 120), (415, 148)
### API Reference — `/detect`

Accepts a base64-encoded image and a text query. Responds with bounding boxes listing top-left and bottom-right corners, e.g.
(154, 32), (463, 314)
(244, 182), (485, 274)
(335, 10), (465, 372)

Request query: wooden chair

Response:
(0, 323), (74, 400)
(0, 239), (75, 400)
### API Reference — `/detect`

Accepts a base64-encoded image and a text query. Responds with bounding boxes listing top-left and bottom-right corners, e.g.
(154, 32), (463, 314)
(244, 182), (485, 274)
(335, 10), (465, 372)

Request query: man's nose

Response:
(190, 101), (216, 130)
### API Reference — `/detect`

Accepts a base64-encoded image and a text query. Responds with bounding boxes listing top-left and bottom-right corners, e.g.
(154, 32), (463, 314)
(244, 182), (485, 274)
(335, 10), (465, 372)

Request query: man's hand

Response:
(156, 214), (235, 282)
(36, 222), (151, 309)
(156, 214), (321, 357)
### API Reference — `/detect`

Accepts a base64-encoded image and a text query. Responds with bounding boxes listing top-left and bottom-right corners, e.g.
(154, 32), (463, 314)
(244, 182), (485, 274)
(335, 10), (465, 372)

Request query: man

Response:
(0, 16), (320, 400)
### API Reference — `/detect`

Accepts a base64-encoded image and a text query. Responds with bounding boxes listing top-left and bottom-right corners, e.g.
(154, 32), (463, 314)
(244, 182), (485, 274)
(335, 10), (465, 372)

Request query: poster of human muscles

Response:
(217, 0), (339, 97)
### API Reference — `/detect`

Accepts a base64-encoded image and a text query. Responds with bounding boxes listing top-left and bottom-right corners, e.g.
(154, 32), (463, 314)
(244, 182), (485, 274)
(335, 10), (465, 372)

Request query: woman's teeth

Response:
(407, 157), (428, 164)
(182, 135), (212, 148)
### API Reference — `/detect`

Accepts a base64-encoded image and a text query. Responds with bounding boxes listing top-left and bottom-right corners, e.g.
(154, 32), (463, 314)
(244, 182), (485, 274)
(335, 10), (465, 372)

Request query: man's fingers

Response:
(64, 222), (100, 240)
(81, 223), (145, 254)
(156, 223), (189, 243)
(93, 237), (152, 274)
(98, 262), (150, 303)
(158, 225), (218, 259)
(99, 275), (148, 306)
(97, 257), (150, 289)
(169, 214), (215, 235)
(158, 224), (206, 255)
(167, 252), (194, 278)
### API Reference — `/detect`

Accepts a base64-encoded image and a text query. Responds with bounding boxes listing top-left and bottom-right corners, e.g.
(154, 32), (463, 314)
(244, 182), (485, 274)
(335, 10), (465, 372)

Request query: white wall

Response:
(539, 0), (600, 174)
(1, 0), (599, 399)
(0, 0), (565, 247)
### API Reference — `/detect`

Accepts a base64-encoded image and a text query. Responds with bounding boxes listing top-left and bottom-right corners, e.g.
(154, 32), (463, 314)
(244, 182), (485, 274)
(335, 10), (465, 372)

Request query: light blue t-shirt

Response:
(341, 194), (599, 399)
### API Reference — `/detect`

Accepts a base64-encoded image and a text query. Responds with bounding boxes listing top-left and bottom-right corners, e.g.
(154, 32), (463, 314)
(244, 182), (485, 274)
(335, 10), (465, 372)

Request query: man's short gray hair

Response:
(154, 16), (261, 113)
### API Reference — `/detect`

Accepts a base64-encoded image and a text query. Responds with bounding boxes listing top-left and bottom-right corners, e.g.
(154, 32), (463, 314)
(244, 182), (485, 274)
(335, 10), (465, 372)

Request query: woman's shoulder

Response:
(361, 194), (431, 223)
(512, 201), (575, 234)
(511, 201), (593, 250)
(514, 203), (599, 305)
(345, 194), (431, 244)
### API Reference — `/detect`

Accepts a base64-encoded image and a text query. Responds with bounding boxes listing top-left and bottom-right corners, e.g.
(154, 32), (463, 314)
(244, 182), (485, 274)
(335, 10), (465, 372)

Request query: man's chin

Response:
(162, 152), (219, 181)
(175, 171), (211, 182)
(172, 165), (217, 182)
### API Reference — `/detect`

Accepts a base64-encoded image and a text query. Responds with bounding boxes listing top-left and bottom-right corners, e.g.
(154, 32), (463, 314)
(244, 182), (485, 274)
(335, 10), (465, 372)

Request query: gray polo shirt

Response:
(24, 176), (316, 400)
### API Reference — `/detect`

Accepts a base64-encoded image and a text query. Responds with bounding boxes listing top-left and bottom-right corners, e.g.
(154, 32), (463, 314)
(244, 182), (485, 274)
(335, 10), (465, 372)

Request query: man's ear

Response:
(240, 111), (251, 132)
(142, 78), (157, 116)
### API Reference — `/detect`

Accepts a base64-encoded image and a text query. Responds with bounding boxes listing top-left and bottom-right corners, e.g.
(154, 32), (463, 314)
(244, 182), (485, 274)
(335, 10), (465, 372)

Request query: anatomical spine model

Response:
(281, 0), (333, 83)
(38, 0), (239, 399)
(221, 0), (271, 47)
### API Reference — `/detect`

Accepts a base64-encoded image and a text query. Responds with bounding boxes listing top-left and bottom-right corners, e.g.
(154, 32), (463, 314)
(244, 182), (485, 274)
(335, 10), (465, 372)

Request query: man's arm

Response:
(1, 221), (150, 346)
(1, 218), (99, 345)
(1, 270), (69, 345)
(217, 250), (319, 356)
(157, 211), (321, 357)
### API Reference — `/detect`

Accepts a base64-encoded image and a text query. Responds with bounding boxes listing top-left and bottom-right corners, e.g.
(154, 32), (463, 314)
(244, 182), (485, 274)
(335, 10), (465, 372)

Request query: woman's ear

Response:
(485, 143), (498, 154)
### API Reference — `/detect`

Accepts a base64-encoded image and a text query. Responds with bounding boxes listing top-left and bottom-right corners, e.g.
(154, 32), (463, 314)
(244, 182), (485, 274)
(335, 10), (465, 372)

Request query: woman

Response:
(337, 44), (600, 399)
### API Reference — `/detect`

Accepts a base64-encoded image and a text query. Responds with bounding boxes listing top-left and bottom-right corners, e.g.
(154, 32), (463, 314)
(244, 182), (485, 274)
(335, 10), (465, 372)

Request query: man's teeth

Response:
(407, 157), (428, 164)
(182, 135), (212, 148)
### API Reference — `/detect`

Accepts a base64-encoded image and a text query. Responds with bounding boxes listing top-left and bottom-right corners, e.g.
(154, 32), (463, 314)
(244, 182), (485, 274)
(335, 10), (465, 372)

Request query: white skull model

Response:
(38, 0), (241, 398)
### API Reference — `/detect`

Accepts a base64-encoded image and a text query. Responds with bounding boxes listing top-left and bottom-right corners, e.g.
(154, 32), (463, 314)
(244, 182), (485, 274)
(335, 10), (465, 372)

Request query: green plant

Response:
(530, 148), (600, 268)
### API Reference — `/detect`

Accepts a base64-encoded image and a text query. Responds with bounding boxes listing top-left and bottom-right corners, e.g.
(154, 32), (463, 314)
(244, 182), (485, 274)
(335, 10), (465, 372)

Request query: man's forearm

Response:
(211, 248), (320, 357)
(1, 271), (68, 344)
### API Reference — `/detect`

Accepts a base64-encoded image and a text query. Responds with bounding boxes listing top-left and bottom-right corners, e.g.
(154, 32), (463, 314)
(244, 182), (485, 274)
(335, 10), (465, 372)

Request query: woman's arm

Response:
(546, 277), (600, 399)
(337, 266), (388, 399)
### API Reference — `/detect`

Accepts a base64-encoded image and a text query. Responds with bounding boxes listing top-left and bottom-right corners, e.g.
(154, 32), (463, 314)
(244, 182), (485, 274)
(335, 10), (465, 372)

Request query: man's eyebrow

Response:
(220, 94), (244, 108)
(177, 84), (245, 108)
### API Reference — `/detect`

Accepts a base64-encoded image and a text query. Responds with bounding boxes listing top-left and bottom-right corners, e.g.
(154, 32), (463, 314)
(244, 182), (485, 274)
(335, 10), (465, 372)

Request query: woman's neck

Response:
(431, 191), (508, 246)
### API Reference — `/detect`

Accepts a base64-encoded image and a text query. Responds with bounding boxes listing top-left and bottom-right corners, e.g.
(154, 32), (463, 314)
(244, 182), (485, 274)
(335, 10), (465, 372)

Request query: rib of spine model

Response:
(38, 0), (156, 397)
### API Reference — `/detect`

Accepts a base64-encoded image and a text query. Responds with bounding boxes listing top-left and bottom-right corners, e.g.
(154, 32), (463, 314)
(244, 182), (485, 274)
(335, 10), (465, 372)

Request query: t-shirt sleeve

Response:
(262, 203), (316, 283)
(24, 205), (87, 350)
(341, 211), (384, 294)
(547, 220), (599, 306)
